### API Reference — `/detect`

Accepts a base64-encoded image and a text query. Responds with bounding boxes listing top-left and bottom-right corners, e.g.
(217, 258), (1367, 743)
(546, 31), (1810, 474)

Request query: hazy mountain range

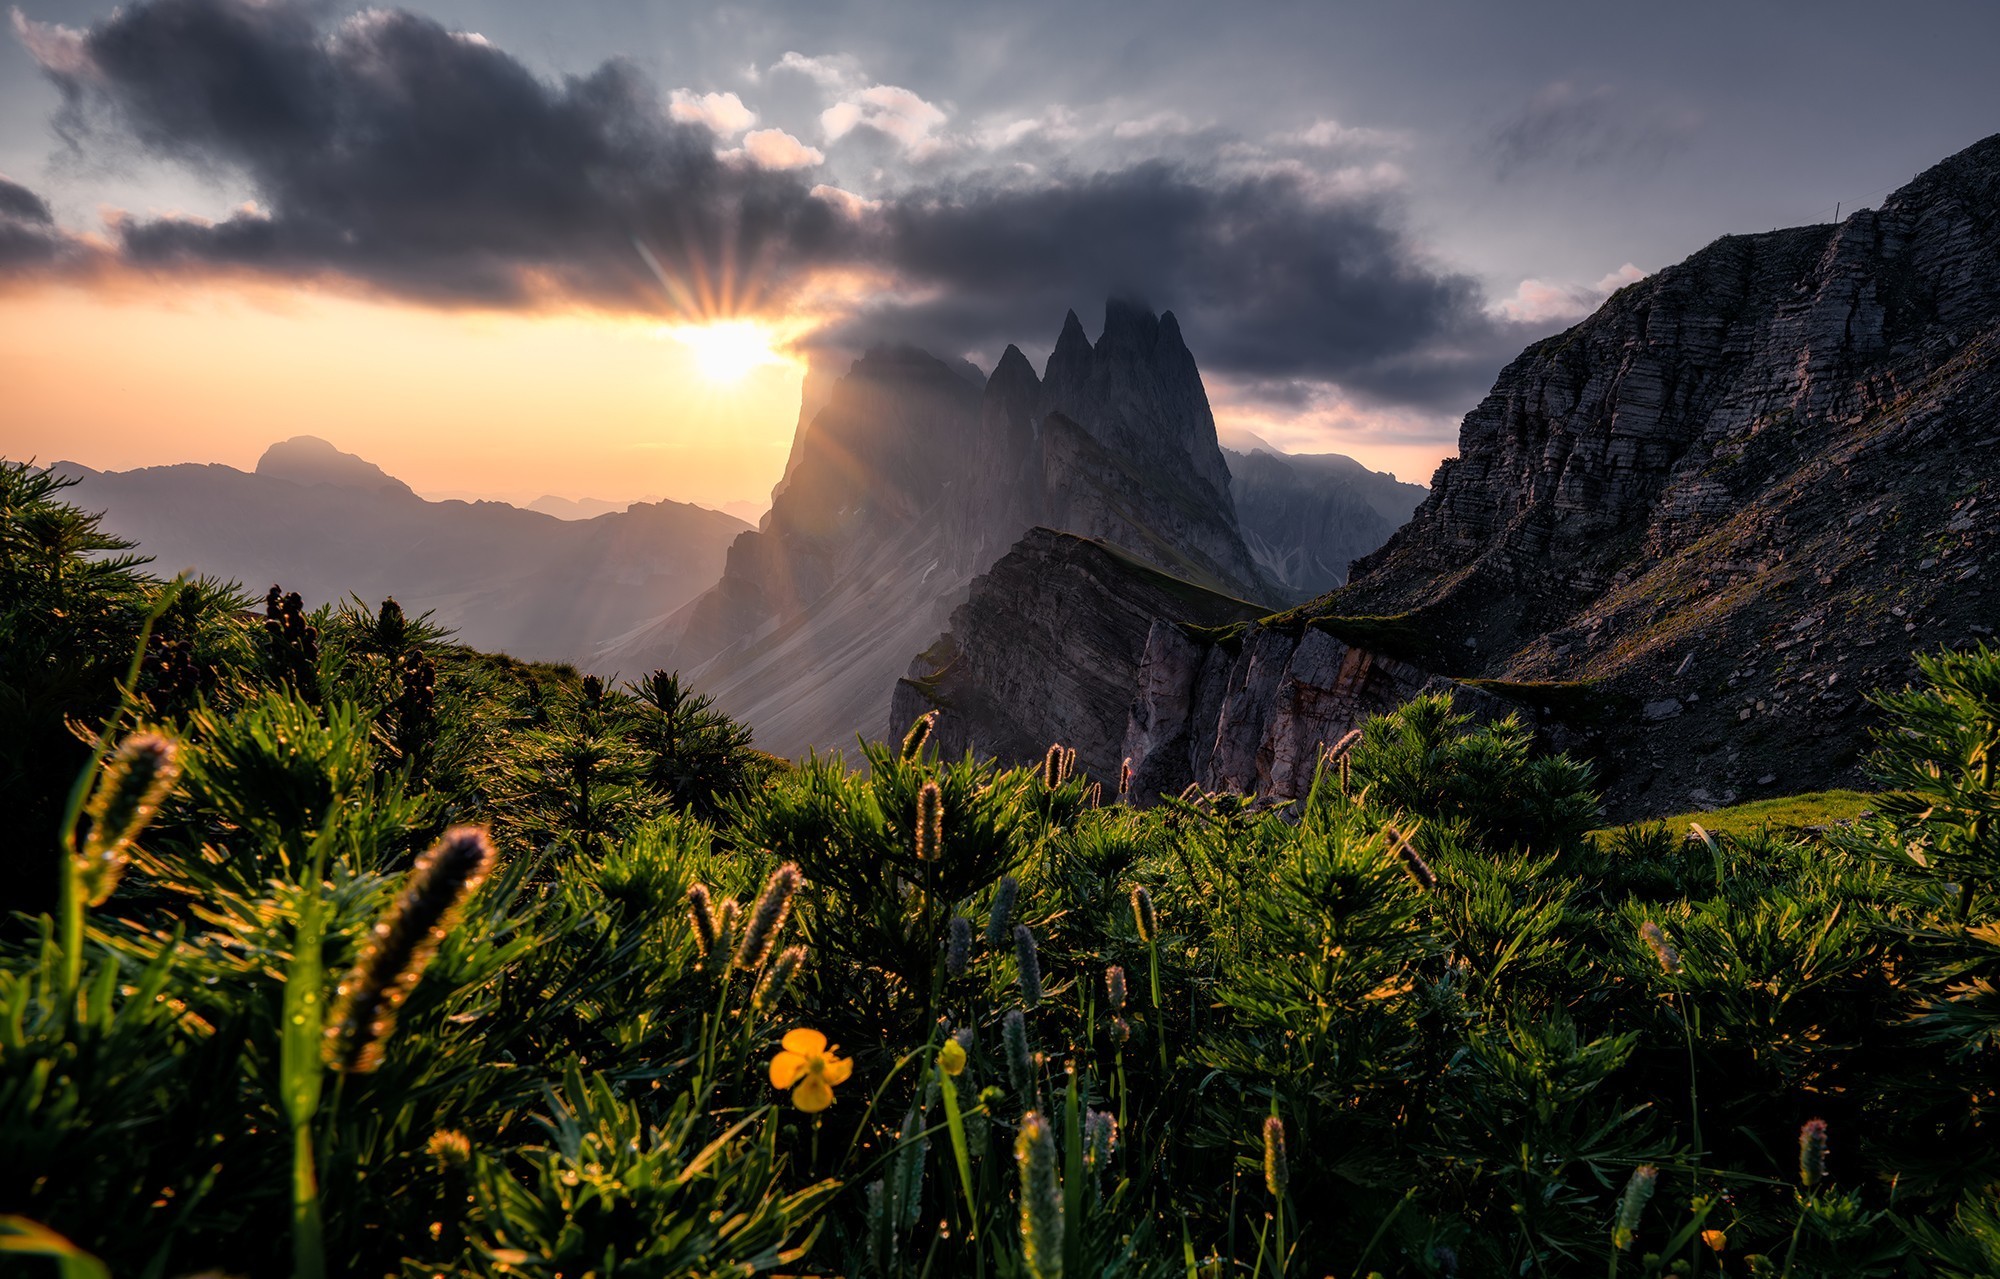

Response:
(55, 436), (750, 665)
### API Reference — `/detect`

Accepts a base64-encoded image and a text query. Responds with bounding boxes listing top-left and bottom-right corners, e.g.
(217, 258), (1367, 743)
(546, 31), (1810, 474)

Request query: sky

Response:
(2, 0), (1996, 510)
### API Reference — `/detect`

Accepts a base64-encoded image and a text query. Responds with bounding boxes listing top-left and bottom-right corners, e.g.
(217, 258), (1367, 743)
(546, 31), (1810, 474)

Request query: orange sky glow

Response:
(0, 278), (814, 512)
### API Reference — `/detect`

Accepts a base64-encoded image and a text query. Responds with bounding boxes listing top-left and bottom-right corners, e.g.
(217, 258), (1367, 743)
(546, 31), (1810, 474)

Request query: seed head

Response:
(1384, 824), (1437, 890)
(1612, 1164), (1657, 1251)
(1042, 743), (1064, 789)
(325, 826), (496, 1073)
(1109, 1015), (1131, 1045)
(1016, 1111), (1065, 1279)
(987, 876), (1019, 948)
(1085, 1110), (1118, 1169)
(1003, 1008), (1037, 1098)
(1262, 1115), (1289, 1197)
(687, 883), (718, 957)
(736, 862), (802, 970)
(78, 732), (182, 906)
(901, 710), (937, 760)
(1327, 728), (1364, 760)
(714, 899), (741, 960)
(916, 780), (943, 862)
(754, 945), (807, 1011)
(1130, 885), (1156, 943)
(1105, 964), (1127, 1011)
(1799, 1118), (1829, 1188)
(1118, 757), (1133, 798)
(1014, 924), (1044, 1008)
(1639, 921), (1682, 975)
(945, 915), (972, 979)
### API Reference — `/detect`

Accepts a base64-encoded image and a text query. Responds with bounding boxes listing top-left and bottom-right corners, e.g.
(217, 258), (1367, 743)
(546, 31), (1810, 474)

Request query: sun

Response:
(667, 319), (784, 384)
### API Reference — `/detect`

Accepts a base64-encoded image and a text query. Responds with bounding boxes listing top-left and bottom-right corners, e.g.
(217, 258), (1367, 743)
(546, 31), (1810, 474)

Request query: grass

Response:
(1599, 787), (1891, 843)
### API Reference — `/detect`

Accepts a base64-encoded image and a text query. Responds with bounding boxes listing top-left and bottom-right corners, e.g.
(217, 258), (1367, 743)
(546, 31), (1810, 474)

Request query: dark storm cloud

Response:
(1489, 81), (1699, 180)
(15, 0), (1516, 409)
(0, 172), (81, 268)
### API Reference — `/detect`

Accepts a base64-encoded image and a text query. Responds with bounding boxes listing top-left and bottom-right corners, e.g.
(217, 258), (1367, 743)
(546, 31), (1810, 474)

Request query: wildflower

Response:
(1014, 925), (1044, 1008)
(902, 710), (937, 759)
(78, 731), (181, 906)
(1639, 921), (1682, 975)
(1612, 1164), (1658, 1251)
(916, 780), (943, 862)
(1701, 1228), (1728, 1253)
(1384, 824), (1437, 890)
(1110, 1015), (1131, 1044)
(736, 862), (802, 970)
(427, 1129), (472, 1169)
(1130, 885), (1156, 943)
(1262, 1115), (1289, 1197)
(753, 945), (806, 1011)
(1003, 1008), (1037, 1098)
(686, 883), (718, 957)
(1799, 1118), (1829, 1187)
(769, 1028), (852, 1113)
(1105, 964), (1127, 1010)
(1016, 1111), (1065, 1279)
(1085, 1110), (1118, 1169)
(325, 826), (496, 1073)
(946, 915), (972, 978)
(987, 876), (1019, 948)
(938, 1036), (967, 1077)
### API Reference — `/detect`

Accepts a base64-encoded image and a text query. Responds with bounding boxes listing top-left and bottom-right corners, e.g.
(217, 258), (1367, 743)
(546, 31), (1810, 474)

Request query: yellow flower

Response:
(939, 1038), (967, 1076)
(1701, 1229), (1727, 1253)
(770, 1028), (852, 1113)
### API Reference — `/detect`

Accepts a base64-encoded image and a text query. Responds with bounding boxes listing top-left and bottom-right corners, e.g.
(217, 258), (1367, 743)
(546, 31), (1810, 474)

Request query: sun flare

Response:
(666, 319), (786, 384)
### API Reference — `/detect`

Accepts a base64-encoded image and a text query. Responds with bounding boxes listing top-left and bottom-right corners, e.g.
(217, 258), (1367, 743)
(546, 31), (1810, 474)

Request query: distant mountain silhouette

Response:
(55, 438), (749, 665)
(1226, 447), (1426, 598)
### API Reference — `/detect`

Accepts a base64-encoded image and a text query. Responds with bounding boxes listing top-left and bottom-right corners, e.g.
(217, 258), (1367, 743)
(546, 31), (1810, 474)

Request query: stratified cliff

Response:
(1315, 132), (2000, 816)
(890, 529), (1266, 782)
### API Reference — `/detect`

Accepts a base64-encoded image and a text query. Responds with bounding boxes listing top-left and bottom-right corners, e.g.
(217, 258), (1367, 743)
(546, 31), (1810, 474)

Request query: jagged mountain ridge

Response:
(57, 439), (750, 665)
(1262, 131), (2000, 817)
(610, 299), (1311, 758)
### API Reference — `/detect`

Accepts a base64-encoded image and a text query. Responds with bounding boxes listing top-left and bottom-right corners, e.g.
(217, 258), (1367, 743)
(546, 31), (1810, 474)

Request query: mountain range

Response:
(56, 436), (750, 665)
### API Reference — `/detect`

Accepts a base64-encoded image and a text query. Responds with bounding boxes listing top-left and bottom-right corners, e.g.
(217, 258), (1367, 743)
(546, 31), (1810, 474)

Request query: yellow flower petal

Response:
(793, 1077), (835, 1112)
(823, 1054), (853, 1086)
(770, 1050), (807, 1089)
(782, 1027), (828, 1055)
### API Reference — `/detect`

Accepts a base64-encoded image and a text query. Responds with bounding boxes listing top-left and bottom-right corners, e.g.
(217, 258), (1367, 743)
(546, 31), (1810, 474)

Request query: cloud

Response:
(731, 127), (824, 170)
(9, 0), (1540, 414)
(668, 89), (756, 136)
(769, 51), (856, 91)
(0, 172), (88, 270)
(821, 84), (949, 149)
(1286, 118), (1406, 151)
(1491, 262), (1646, 324)
(1489, 81), (1700, 178)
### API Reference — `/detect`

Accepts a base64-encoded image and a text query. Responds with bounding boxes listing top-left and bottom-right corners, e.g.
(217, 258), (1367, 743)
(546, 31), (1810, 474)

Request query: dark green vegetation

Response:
(4, 457), (2000, 1278)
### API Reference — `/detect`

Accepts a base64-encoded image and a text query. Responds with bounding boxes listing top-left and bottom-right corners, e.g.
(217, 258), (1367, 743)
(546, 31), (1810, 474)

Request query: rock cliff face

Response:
(1123, 618), (1500, 803)
(609, 300), (1278, 757)
(1226, 448), (1426, 599)
(890, 529), (1266, 782)
(1322, 132), (2000, 817)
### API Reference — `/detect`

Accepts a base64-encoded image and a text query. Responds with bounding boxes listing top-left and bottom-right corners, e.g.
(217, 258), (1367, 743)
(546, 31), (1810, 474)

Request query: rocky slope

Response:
(611, 300), (1280, 758)
(1312, 132), (2000, 817)
(890, 529), (1267, 781)
(58, 438), (749, 665)
(1226, 448), (1426, 599)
